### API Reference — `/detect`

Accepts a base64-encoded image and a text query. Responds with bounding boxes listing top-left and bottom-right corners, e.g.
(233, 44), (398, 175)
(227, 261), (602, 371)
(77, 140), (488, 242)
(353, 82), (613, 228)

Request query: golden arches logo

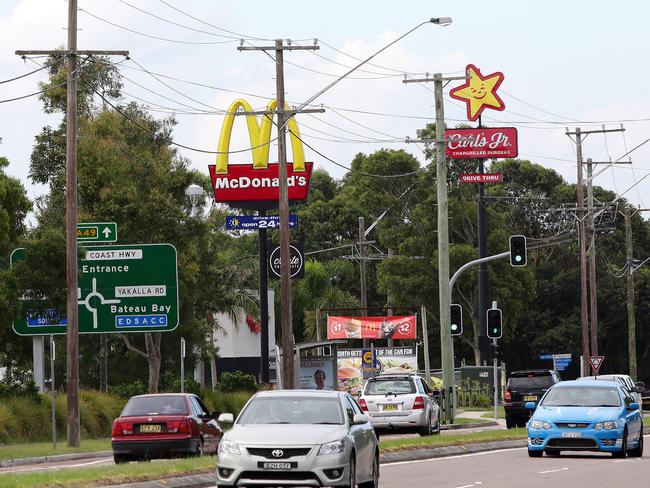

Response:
(215, 98), (306, 174)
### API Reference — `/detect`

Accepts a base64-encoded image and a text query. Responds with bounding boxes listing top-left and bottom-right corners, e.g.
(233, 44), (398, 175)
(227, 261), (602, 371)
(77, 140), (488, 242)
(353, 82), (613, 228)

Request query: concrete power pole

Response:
(358, 217), (369, 348)
(624, 205), (637, 379)
(585, 158), (599, 357)
(238, 40), (322, 388)
(16, 0), (127, 447)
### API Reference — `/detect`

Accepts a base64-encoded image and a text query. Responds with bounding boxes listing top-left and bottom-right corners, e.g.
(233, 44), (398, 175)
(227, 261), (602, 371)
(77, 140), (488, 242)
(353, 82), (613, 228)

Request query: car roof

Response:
(130, 393), (191, 398)
(554, 379), (620, 388)
(254, 389), (343, 398)
(578, 375), (631, 381)
(509, 369), (556, 376)
(370, 374), (419, 380)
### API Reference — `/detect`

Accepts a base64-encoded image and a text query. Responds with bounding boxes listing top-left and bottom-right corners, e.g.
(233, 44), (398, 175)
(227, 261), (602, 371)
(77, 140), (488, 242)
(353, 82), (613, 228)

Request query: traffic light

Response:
(509, 235), (527, 267)
(486, 308), (502, 339)
(450, 304), (463, 336)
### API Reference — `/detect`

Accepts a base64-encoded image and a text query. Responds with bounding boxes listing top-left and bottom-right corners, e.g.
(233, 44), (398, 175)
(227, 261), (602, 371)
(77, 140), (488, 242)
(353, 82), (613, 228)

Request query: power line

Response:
(0, 64), (48, 84)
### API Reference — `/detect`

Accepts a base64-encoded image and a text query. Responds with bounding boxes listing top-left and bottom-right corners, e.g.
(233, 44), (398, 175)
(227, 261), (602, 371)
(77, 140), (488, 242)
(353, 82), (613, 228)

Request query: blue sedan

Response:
(526, 379), (643, 458)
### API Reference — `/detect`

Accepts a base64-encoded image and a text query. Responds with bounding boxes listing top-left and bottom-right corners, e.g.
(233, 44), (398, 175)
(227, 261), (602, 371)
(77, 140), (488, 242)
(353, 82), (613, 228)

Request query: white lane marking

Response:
(0, 457), (112, 474)
(455, 482), (482, 488)
(537, 467), (569, 474)
(382, 447), (526, 466)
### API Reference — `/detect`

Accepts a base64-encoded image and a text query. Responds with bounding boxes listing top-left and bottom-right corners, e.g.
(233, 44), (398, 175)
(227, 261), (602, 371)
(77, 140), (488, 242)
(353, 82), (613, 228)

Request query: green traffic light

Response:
(451, 324), (458, 331)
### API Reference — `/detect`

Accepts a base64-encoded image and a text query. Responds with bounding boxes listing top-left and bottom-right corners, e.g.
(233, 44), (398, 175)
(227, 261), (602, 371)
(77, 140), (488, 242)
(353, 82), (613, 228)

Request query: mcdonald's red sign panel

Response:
(327, 315), (417, 340)
(209, 98), (313, 208)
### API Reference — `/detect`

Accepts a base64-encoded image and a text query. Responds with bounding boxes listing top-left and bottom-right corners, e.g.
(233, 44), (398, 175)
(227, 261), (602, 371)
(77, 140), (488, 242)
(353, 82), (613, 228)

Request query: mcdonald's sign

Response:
(208, 98), (313, 209)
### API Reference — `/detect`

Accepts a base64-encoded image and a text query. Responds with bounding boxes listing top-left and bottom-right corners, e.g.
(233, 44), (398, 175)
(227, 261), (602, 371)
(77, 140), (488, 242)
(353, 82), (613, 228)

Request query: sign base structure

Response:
(12, 244), (179, 335)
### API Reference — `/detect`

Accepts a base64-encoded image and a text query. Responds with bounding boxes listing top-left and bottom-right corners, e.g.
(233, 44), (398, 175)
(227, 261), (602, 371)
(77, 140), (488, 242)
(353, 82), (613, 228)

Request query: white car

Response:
(216, 390), (379, 487)
(358, 373), (441, 436)
(578, 374), (644, 406)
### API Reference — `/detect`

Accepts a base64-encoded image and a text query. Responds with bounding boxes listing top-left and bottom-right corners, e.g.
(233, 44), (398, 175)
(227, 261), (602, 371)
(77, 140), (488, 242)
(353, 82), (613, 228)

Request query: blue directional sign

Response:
(226, 215), (298, 230)
(539, 354), (553, 360)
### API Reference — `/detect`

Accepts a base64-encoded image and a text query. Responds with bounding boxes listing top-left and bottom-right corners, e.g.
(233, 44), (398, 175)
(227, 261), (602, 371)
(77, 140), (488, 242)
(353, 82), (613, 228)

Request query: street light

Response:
(431, 17), (453, 26)
(184, 184), (204, 217)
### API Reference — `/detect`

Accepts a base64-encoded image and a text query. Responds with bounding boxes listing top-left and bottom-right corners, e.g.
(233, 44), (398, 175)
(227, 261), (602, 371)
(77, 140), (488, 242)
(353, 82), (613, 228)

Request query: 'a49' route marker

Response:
(77, 222), (117, 243)
(12, 243), (178, 335)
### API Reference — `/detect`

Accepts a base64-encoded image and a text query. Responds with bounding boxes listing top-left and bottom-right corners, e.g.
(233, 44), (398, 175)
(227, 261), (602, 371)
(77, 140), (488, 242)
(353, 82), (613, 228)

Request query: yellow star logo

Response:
(449, 64), (505, 121)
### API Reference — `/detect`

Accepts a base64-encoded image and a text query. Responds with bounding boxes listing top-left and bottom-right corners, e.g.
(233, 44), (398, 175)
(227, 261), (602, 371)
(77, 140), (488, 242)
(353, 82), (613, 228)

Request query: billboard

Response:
(446, 127), (518, 159)
(327, 315), (417, 340)
(449, 64), (505, 121)
(208, 98), (313, 208)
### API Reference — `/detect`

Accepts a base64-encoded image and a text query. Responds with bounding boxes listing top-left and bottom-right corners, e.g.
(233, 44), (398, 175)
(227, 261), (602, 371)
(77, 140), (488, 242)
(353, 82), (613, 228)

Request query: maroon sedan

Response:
(111, 393), (222, 463)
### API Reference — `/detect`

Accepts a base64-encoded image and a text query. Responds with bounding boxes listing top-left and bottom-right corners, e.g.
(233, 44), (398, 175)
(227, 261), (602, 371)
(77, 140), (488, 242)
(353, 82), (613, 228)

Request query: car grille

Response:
(246, 447), (311, 459)
(238, 471), (320, 482)
(555, 422), (589, 429)
(547, 438), (598, 449)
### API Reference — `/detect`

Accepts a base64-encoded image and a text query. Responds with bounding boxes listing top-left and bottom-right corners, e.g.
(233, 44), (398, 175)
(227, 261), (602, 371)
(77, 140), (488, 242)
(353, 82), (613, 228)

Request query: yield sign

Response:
(588, 356), (605, 373)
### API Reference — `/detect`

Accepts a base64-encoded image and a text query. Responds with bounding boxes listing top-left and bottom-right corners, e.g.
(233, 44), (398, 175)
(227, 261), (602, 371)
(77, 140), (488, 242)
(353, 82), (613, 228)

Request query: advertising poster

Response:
(299, 358), (336, 390)
(337, 347), (418, 396)
(327, 315), (417, 340)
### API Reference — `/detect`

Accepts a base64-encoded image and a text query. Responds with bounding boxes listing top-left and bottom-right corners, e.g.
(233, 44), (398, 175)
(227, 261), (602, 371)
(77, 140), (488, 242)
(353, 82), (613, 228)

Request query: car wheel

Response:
(195, 438), (204, 457)
(343, 456), (356, 488)
(113, 454), (130, 464)
(433, 418), (441, 435)
(359, 452), (379, 488)
(419, 417), (433, 437)
(528, 449), (543, 458)
(612, 429), (628, 458)
(628, 431), (644, 457)
(544, 448), (561, 456)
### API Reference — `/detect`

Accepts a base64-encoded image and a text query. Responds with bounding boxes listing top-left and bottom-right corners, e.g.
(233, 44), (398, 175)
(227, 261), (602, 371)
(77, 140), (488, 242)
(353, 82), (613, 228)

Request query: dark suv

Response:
(503, 369), (561, 428)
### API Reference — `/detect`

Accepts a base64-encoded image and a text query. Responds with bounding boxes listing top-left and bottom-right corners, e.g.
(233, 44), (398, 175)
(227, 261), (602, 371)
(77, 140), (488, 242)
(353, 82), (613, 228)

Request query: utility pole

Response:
(585, 158), (598, 357)
(404, 72), (467, 423)
(566, 127), (625, 375)
(238, 40), (322, 389)
(624, 205), (637, 379)
(358, 217), (369, 347)
(16, 0), (127, 447)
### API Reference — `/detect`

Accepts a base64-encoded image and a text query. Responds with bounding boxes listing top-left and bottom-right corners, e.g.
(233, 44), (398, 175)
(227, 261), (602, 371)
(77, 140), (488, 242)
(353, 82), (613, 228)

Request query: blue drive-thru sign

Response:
(539, 354), (553, 360)
(226, 215), (298, 230)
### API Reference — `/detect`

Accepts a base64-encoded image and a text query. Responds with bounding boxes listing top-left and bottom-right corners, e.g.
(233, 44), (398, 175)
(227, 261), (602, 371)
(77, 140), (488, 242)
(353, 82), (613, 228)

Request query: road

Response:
(0, 456), (113, 475)
(379, 439), (649, 488)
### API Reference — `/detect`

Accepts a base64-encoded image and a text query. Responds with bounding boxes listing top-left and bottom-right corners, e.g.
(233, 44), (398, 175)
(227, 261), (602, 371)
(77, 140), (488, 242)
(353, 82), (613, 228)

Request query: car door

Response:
(421, 379), (439, 424)
(622, 390), (642, 440)
(345, 395), (372, 480)
(190, 396), (218, 453)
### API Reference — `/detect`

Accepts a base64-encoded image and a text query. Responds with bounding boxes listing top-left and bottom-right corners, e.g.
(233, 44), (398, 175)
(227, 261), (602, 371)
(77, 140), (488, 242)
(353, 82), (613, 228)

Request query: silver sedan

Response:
(216, 390), (379, 487)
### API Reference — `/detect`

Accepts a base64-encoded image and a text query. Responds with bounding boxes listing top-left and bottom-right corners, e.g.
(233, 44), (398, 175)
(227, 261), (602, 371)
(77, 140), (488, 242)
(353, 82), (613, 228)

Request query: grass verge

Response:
(379, 427), (527, 452)
(451, 417), (492, 425)
(0, 456), (215, 488)
(480, 407), (505, 419)
(0, 439), (111, 462)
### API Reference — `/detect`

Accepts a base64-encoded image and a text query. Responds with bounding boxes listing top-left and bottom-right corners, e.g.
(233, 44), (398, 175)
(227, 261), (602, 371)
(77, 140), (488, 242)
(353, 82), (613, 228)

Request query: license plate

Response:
(561, 432), (582, 438)
(524, 396), (538, 402)
(383, 404), (398, 411)
(139, 424), (161, 433)
(260, 462), (295, 470)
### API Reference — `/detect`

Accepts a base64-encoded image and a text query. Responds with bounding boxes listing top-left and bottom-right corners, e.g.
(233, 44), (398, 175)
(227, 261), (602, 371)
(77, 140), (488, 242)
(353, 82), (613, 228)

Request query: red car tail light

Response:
(112, 420), (133, 436)
(413, 396), (425, 410)
(505, 390), (512, 401)
(178, 419), (191, 434)
(358, 398), (369, 412)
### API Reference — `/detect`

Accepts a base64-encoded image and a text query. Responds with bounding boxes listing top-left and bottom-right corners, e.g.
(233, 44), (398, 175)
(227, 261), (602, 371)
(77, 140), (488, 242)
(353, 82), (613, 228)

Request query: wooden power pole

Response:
(16, 0), (127, 446)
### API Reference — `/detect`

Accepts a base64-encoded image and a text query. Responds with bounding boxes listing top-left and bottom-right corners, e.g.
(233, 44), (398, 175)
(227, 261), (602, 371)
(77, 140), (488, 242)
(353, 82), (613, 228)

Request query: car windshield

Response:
(508, 376), (555, 389)
(237, 396), (344, 425)
(121, 396), (188, 416)
(541, 387), (621, 407)
(364, 379), (416, 395)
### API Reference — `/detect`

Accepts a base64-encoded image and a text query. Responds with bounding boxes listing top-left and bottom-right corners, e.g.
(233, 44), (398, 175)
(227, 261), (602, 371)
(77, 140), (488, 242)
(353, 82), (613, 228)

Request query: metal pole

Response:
(65, 0), (81, 448)
(50, 335), (56, 449)
(478, 158), (490, 365)
(33, 336), (45, 392)
(180, 337), (185, 392)
(586, 159), (598, 356)
(493, 337), (498, 420)
(99, 334), (108, 392)
(359, 217), (369, 348)
(421, 305), (431, 387)
(275, 39), (295, 389)
(624, 206), (637, 379)
(434, 73), (454, 423)
(574, 128), (590, 376)
(258, 210), (270, 383)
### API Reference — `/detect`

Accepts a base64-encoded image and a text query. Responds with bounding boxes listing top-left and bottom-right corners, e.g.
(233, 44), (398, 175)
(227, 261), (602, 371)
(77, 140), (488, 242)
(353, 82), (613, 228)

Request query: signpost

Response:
(268, 242), (305, 279)
(12, 244), (179, 335)
(588, 355), (605, 374)
(76, 222), (117, 243)
(459, 173), (503, 184)
(226, 215), (297, 230)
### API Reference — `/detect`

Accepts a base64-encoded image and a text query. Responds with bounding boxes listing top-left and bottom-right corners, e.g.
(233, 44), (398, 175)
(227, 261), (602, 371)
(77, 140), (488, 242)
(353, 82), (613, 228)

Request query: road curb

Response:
(380, 439), (527, 463)
(103, 473), (216, 488)
(0, 450), (112, 468)
(442, 421), (499, 430)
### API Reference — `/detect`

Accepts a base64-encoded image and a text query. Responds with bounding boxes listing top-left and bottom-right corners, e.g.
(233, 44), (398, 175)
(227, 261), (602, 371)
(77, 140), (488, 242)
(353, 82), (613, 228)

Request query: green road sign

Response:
(11, 244), (178, 335)
(77, 222), (117, 243)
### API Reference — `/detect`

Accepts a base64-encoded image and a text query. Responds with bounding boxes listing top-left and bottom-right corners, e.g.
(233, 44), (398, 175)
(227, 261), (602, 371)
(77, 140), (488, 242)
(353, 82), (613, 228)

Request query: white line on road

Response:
(455, 482), (483, 488)
(382, 447), (526, 466)
(537, 467), (569, 474)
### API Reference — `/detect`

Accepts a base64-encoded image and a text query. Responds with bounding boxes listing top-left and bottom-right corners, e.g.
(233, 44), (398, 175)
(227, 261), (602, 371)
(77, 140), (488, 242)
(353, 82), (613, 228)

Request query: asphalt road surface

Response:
(0, 456), (113, 475)
(380, 438), (650, 488)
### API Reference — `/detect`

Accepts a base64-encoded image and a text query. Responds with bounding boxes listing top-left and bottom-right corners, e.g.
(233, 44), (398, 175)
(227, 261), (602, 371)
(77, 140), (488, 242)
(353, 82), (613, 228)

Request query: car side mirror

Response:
(352, 413), (369, 425)
(627, 402), (640, 411)
(218, 413), (234, 424)
(525, 401), (536, 410)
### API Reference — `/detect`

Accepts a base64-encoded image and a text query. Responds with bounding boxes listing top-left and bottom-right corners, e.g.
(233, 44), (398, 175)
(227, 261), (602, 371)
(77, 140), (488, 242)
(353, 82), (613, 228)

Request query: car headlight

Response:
(219, 439), (241, 455)
(530, 420), (551, 430)
(318, 440), (346, 455)
(595, 421), (617, 430)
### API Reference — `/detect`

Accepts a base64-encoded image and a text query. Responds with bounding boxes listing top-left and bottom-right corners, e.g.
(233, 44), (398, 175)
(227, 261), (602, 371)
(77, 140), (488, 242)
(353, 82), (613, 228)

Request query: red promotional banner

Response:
(327, 316), (417, 340)
(460, 173), (503, 184)
(208, 162), (313, 203)
(445, 127), (518, 159)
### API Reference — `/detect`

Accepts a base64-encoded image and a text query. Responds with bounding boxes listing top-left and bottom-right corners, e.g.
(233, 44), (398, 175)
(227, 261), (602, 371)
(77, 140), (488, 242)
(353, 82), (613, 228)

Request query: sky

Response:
(1, 0), (650, 222)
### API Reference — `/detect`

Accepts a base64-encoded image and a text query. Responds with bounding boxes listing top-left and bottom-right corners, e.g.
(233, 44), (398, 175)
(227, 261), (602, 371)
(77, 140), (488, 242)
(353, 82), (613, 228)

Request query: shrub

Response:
(110, 380), (147, 399)
(219, 371), (257, 393)
(159, 371), (202, 396)
(200, 389), (253, 418)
